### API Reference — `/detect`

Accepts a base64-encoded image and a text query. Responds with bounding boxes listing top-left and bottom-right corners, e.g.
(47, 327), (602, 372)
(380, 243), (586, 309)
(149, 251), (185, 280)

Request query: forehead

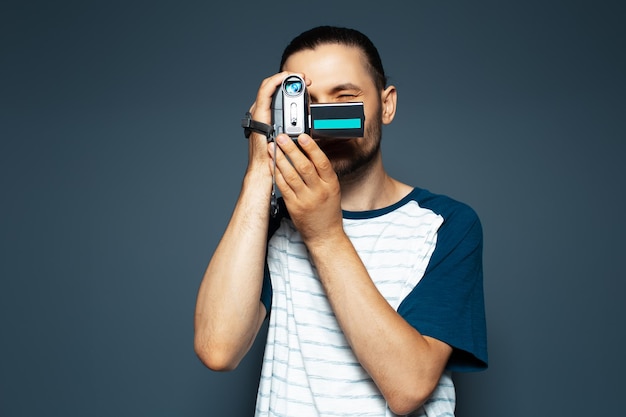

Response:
(282, 43), (373, 90)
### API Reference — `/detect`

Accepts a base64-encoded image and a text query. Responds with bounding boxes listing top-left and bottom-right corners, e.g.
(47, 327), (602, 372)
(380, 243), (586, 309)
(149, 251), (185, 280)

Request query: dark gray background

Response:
(2, 1), (624, 416)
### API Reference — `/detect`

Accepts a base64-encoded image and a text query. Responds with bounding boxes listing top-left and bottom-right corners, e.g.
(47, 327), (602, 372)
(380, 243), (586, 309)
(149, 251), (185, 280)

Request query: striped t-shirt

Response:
(256, 187), (487, 417)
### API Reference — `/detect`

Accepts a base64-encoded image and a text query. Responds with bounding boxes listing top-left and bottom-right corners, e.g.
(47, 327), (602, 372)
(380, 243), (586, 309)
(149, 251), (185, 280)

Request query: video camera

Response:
(271, 75), (365, 140)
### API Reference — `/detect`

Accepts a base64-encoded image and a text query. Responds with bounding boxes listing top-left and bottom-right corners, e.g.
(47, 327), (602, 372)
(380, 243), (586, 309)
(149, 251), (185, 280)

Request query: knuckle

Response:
(316, 158), (332, 171)
(283, 171), (300, 183)
(296, 161), (314, 176)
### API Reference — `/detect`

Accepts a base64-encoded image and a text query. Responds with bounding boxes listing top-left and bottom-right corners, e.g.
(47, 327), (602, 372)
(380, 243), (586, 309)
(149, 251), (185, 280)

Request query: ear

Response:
(381, 85), (397, 125)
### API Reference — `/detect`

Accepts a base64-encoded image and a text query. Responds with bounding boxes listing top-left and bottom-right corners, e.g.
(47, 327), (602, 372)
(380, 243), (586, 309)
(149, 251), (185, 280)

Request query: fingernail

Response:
(298, 135), (310, 145)
(276, 134), (288, 144)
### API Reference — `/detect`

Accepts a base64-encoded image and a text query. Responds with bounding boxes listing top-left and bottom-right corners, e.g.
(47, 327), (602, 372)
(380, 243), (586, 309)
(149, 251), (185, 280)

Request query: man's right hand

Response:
(245, 71), (308, 173)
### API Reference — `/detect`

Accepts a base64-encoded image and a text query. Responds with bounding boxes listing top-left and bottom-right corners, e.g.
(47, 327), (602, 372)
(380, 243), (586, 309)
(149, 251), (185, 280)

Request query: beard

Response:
(316, 106), (383, 181)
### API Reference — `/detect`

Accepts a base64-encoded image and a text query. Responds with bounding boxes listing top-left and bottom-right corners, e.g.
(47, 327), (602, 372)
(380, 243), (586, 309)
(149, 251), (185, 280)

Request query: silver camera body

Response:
(271, 75), (310, 139)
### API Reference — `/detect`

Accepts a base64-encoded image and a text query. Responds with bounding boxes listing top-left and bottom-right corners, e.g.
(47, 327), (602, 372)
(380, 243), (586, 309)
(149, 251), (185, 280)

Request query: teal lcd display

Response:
(313, 118), (362, 130)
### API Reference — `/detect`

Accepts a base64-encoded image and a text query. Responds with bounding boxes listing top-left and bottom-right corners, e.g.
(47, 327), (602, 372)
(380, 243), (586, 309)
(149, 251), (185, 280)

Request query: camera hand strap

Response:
(241, 112), (280, 217)
(270, 142), (279, 217)
(241, 112), (275, 140)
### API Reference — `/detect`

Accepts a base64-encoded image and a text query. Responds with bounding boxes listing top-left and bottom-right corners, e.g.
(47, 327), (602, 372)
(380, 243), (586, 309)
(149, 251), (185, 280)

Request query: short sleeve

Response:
(261, 264), (272, 315)
(397, 199), (488, 372)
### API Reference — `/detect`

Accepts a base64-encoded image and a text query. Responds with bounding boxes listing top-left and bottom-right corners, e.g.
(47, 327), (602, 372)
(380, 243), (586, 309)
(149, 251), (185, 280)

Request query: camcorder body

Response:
(271, 75), (365, 140)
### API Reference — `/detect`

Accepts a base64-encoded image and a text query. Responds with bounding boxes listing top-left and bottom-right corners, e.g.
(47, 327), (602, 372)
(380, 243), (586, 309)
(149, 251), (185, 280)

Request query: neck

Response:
(338, 153), (412, 212)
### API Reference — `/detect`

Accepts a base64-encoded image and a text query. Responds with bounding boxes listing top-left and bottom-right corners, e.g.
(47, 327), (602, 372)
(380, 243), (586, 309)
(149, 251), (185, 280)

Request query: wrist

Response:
(243, 166), (273, 188)
(304, 227), (348, 254)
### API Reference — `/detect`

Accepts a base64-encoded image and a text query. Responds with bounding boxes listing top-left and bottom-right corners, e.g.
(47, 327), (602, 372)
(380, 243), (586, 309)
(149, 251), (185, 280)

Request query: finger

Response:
(294, 134), (337, 183)
(275, 134), (321, 188)
(271, 156), (296, 201)
(269, 139), (306, 194)
(251, 71), (306, 124)
(249, 72), (287, 125)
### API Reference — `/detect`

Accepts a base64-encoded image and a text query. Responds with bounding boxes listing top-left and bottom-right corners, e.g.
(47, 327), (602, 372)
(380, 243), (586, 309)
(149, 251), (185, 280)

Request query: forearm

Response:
(306, 232), (452, 414)
(194, 72), (298, 370)
(194, 169), (272, 370)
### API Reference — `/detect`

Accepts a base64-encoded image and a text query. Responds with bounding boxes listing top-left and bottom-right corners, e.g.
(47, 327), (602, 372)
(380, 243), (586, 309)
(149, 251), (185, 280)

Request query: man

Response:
(194, 26), (487, 416)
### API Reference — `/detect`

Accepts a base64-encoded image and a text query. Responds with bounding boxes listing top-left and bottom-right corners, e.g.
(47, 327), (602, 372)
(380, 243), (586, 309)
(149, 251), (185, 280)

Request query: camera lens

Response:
(283, 77), (303, 96)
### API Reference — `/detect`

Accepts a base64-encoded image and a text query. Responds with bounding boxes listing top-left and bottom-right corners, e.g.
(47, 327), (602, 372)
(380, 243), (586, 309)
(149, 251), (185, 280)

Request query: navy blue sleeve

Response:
(261, 264), (272, 315)
(397, 196), (488, 372)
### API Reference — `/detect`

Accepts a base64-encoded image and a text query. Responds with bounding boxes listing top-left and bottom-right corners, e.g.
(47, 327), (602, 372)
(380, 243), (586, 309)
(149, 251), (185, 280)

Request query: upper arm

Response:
(398, 202), (488, 371)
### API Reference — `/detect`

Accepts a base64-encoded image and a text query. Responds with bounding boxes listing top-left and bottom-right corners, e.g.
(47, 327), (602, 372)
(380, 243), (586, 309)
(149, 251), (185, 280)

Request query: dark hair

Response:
(279, 26), (388, 91)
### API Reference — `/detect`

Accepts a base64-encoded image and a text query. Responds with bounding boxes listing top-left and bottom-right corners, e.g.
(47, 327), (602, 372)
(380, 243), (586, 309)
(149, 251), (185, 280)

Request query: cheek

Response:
(363, 100), (382, 127)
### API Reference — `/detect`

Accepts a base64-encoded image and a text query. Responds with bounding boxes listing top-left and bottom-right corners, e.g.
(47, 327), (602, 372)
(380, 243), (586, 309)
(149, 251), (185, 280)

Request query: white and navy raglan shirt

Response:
(256, 187), (488, 417)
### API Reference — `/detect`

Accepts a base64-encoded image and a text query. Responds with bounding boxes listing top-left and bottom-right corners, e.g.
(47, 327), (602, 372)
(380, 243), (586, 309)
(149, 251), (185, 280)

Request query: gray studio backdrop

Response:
(2, 1), (624, 416)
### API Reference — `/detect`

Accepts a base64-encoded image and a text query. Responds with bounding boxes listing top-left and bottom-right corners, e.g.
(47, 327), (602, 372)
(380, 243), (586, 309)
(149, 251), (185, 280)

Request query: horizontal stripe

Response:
(258, 194), (456, 417)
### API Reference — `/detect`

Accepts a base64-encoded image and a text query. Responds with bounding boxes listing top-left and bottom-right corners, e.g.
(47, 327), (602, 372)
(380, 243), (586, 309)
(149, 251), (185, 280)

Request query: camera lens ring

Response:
(282, 75), (304, 97)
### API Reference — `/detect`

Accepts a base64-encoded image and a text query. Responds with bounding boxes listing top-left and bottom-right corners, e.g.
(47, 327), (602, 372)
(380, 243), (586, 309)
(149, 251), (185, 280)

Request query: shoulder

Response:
(408, 187), (481, 228)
